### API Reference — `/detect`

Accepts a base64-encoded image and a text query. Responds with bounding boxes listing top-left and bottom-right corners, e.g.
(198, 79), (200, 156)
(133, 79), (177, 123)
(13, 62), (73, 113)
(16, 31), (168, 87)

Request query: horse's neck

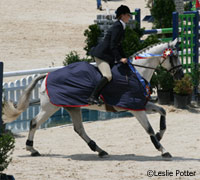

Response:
(132, 43), (168, 82)
(132, 57), (159, 82)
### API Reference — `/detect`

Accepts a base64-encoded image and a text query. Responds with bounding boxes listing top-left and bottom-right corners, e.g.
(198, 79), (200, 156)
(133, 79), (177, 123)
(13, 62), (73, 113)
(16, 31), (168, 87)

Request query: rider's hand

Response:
(120, 58), (127, 64)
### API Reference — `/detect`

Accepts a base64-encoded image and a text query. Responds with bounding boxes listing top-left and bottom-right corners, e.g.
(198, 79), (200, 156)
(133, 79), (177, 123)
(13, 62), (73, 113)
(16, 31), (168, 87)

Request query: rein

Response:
(130, 55), (182, 73)
(129, 63), (157, 70)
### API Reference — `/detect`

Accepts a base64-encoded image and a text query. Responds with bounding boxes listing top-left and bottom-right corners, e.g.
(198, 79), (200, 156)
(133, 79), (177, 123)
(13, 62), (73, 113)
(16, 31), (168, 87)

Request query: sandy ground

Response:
(1, 0), (151, 83)
(3, 105), (200, 180)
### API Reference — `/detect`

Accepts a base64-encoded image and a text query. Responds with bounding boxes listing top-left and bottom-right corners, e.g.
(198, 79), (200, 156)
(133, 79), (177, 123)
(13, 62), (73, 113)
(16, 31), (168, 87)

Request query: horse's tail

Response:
(2, 74), (46, 123)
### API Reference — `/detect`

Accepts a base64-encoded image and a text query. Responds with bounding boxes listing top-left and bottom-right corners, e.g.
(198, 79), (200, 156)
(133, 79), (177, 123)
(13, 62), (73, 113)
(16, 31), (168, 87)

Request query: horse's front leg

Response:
(145, 101), (166, 141)
(132, 110), (172, 159)
(65, 107), (108, 158)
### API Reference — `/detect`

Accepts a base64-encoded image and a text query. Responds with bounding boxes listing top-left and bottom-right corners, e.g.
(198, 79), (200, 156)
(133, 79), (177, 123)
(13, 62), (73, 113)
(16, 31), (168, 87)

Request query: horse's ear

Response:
(170, 38), (178, 47)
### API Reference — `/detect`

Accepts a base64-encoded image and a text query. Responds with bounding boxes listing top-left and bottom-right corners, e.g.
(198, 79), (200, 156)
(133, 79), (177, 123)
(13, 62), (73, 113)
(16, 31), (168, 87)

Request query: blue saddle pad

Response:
(46, 61), (147, 110)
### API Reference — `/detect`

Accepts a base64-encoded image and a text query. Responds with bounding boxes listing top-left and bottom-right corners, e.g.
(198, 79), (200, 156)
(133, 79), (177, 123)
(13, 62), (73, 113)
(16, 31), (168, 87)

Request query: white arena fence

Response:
(3, 67), (132, 133)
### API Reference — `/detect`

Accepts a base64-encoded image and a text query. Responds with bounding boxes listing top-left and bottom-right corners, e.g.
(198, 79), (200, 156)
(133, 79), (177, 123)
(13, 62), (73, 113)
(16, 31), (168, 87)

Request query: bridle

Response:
(130, 48), (182, 74)
(127, 45), (183, 97)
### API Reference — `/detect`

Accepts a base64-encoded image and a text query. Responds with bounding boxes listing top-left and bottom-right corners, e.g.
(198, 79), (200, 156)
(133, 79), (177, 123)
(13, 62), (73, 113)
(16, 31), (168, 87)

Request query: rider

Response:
(88, 5), (132, 105)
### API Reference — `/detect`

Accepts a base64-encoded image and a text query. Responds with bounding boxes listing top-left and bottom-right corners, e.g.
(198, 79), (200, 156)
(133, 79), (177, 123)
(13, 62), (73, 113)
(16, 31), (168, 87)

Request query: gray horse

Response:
(3, 39), (183, 159)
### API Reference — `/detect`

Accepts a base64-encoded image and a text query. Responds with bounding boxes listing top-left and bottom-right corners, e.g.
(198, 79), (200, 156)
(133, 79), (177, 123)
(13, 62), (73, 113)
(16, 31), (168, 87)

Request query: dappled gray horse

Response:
(3, 39), (183, 159)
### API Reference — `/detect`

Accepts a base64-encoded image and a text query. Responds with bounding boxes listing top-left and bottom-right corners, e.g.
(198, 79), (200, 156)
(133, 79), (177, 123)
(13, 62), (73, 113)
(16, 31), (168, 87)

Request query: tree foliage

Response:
(83, 23), (160, 59)
(84, 24), (102, 56)
(0, 133), (15, 172)
(149, 0), (176, 28)
(151, 66), (174, 91)
(63, 51), (93, 65)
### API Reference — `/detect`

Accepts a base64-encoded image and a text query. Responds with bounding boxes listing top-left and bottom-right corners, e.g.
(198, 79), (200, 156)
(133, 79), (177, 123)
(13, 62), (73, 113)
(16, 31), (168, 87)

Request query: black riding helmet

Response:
(115, 5), (131, 18)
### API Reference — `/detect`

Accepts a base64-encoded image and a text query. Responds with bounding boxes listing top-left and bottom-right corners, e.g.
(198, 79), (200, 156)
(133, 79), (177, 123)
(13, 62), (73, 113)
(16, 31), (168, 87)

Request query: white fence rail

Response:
(3, 74), (44, 132)
(3, 66), (64, 78)
(3, 63), (95, 77)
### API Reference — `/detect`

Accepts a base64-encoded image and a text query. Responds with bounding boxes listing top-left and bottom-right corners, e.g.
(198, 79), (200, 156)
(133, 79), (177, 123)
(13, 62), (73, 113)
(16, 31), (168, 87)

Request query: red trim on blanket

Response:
(50, 103), (90, 108)
(45, 73), (51, 100)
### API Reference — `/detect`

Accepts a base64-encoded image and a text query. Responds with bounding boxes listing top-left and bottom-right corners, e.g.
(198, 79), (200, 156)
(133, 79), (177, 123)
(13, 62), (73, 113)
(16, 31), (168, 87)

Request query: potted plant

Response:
(173, 74), (193, 109)
(0, 132), (15, 180)
(151, 66), (174, 105)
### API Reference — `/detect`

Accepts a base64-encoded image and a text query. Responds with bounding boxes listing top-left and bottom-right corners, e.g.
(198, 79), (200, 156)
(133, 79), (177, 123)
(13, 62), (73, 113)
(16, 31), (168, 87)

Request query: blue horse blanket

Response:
(46, 62), (148, 111)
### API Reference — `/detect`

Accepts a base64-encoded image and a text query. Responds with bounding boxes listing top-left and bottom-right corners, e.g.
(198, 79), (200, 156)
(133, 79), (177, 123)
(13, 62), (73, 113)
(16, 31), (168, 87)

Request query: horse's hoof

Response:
(31, 151), (41, 156)
(98, 151), (109, 158)
(162, 152), (172, 159)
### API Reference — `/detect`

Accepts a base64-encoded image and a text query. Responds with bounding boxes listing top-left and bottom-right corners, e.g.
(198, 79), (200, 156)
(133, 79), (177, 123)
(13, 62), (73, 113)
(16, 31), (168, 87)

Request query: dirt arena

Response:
(4, 106), (200, 180)
(1, 0), (200, 179)
(1, 0), (151, 82)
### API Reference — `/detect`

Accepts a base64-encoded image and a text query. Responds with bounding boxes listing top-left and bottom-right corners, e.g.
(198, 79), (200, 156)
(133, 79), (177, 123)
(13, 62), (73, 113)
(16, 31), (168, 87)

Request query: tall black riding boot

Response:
(88, 77), (109, 105)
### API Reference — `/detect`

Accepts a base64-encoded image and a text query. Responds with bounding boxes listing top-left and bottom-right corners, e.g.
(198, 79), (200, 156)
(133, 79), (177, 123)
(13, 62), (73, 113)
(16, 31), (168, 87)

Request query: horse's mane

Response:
(131, 41), (166, 58)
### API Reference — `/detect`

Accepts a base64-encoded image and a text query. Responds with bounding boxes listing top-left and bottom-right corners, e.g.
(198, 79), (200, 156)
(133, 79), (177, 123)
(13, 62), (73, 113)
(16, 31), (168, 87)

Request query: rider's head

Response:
(115, 5), (132, 23)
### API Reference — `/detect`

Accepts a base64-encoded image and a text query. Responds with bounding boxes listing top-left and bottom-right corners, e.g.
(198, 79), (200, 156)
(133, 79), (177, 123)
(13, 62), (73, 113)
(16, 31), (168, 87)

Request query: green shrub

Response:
(148, 0), (176, 28)
(140, 35), (161, 49)
(0, 133), (15, 172)
(63, 51), (81, 66)
(151, 66), (174, 91)
(123, 28), (160, 57)
(63, 51), (93, 66)
(173, 74), (193, 95)
(122, 25), (143, 57)
(83, 22), (160, 59)
(84, 24), (102, 56)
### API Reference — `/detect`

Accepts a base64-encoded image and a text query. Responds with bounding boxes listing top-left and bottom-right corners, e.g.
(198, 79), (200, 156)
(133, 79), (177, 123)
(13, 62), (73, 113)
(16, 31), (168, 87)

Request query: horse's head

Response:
(160, 39), (184, 80)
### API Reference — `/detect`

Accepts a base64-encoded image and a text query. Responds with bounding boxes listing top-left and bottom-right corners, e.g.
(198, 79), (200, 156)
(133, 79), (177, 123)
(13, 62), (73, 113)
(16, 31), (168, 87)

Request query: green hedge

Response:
(63, 22), (160, 65)
(0, 133), (15, 172)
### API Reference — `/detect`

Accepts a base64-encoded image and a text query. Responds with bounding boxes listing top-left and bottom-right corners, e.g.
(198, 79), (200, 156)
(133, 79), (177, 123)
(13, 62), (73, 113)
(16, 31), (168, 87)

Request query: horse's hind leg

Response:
(26, 100), (60, 156)
(132, 110), (172, 159)
(145, 102), (166, 141)
(65, 107), (108, 158)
